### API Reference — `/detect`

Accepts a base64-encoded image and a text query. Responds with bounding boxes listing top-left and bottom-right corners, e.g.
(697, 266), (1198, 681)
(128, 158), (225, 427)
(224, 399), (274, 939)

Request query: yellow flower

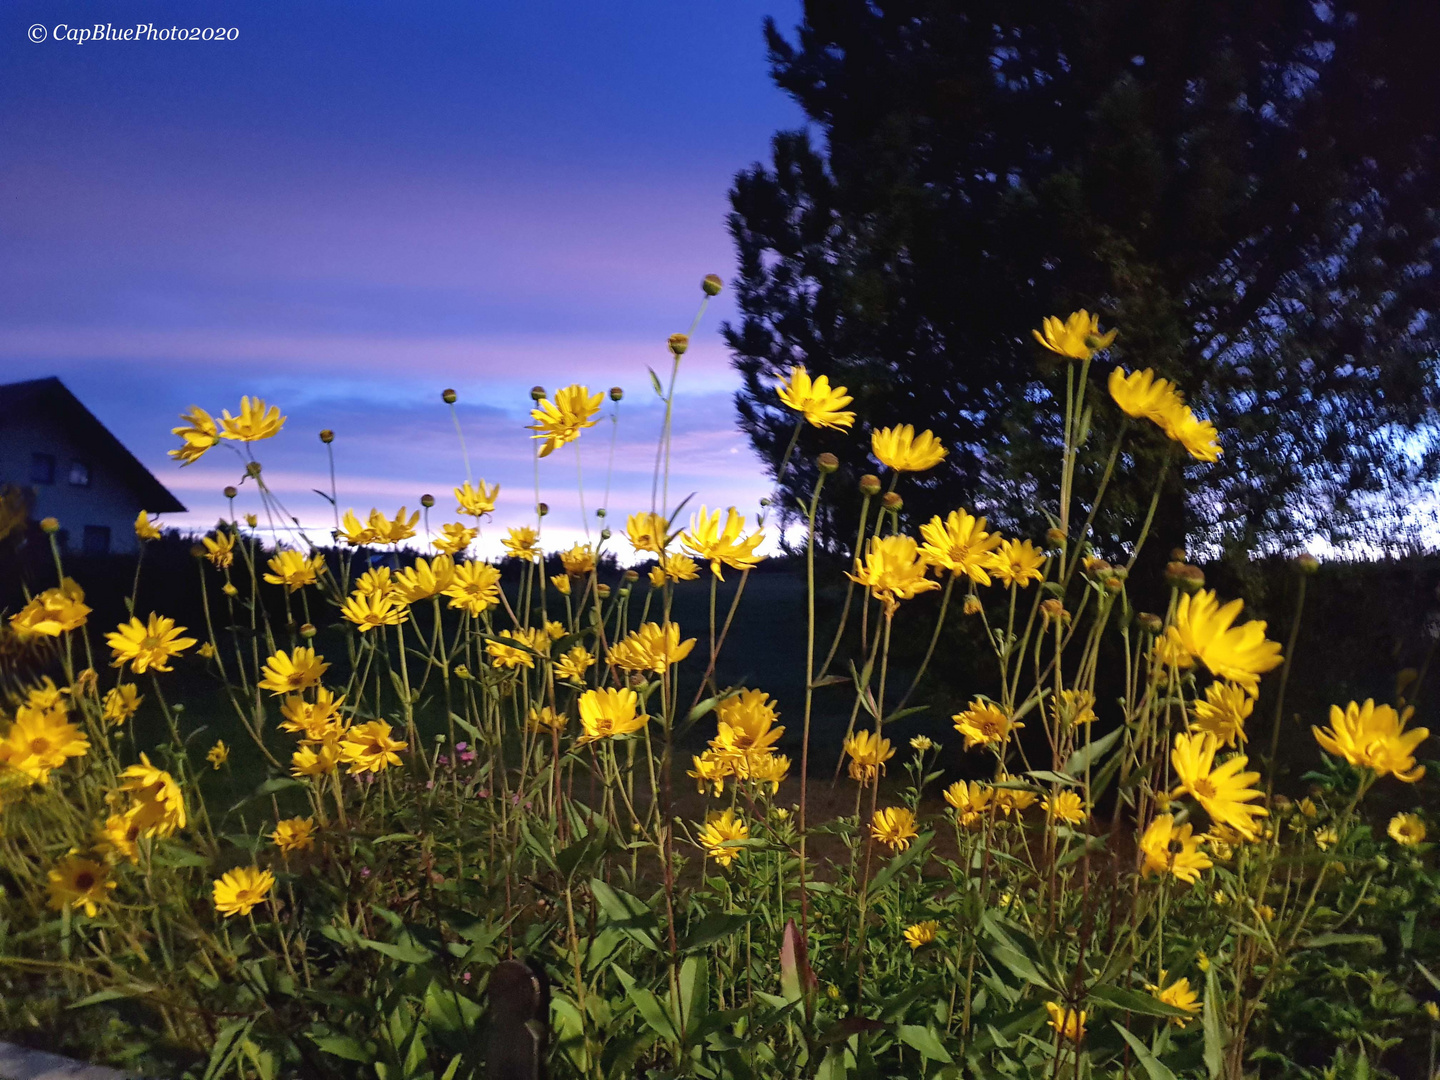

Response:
(354, 567), (395, 597)
(201, 531), (237, 569)
(213, 866), (276, 918)
(134, 510), (162, 541)
(710, 689), (785, 761)
(488, 628), (546, 670)
(847, 534), (940, 612)
(1166, 590), (1282, 694)
(394, 555), (456, 602)
(1033, 310), (1116, 361)
(1298, 797), (1318, 818)
(433, 522), (478, 555)
(1051, 689), (1096, 729)
(576, 687), (647, 744)
(1045, 1001), (1087, 1042)
(918, 510), (1003, 585)
(871, 424), (947, 472)
(903, 920), (939, 950)
(843, 730), (895, 783)
(169, 405), (220, 465)
(681, 506), (765, 580)
(1255, 903), (1275, 922)
(199, 642), (216, 659)
(96, 809), (145, 863)
(2, 705), (89, 784)
(271, 816), (316, 854)
(553, 645), (595, 682)
(118, 754), (187, 836)
(292, 741), (343, 778)
(106, 613), (197, 674)
(551, 572), (572, 595)
(653, 552), (700, 584)
(1424, 1002), (1439, 1023)
(1313, 826), (1338, 851)
(1145, 973), (1201, 1025)
(776, 365), (855, 430)
(206, 740), (229, 769)
(559, 543), (596, 576)
(1108, 367), (1184, 428)
(47, 854), (114, 917)
(626, 511), (670, 554)
(454, 480), (500, 518)
(985, 538), (1046, 589)
(9, 579), (91, 637)
(263, 549), (325, 592)
(745, 751), (790, 793)
(689, 750), (733, 796)
(443, 561), (502, 616)
(545, 620), (566, 640)
(101, 684), (142, 726)
(1190, 681), (1254, 747)
(910, 735), (935, 752)
(528, 707), (568, 734)
(871, 806), (919, 851)
(1312, 700), (1428, 783)
(218, 397), (285, 441)
(610, 622), (696, 673)
(1161, 403), (1222, 463)
(943, 780), (993, 829)
(340, 590), (409, 631)
(258, 647), (329, 695)
(1152, 634), (1194, 671)
(341, 720), (406, 774)
(1042, 790), (1088, 825)
(367, 507), (420, 545)
(1170, 733), (1268, 840)
(1388, 812), (1426, 847)
(952, 699), (1021, 751)
(502, 526), (542, 562)
(528, 384), (604, 457)
(1139, 814), (1212, 883)
(222, 583), (239, 598)
(699, 808), (750, 867)
(338, 509), (376, 545)
(279, 687), (347, 741)
(993, 785), (1038, 816)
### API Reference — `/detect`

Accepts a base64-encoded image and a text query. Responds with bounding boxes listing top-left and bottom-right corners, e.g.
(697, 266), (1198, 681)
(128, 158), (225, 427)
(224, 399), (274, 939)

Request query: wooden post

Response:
(487, 959), (549, 1080)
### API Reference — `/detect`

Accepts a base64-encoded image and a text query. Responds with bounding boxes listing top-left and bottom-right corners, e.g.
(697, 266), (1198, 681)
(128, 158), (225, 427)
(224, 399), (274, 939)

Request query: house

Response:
(0, 377), (185, 555)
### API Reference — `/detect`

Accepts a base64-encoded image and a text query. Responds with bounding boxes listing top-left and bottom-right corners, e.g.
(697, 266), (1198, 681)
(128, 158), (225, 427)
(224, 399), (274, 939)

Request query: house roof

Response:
(0, 377), (187, 514)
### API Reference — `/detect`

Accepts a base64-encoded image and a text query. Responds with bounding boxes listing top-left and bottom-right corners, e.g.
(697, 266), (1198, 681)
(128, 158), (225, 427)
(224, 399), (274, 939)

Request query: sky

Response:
(1, 0), (806, 555)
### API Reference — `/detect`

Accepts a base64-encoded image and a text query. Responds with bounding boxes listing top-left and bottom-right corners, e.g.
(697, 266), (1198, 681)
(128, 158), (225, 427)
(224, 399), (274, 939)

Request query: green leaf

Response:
(1089, 984), (1194, 1020)
(1299, 933), (1383, 952)
(1025, 769), (1079, 786)
(628, 985), (680, 1044)
(648, 367), (664, 397)
(678, 954), (708, 1039)
(310, 1034), (375, 1064)
(68, 987), (147, 1009)
(1065, 725), (1122, 775)
(898, 1024), (953, 1063)
(1113, 1022), (1179, 1080)
(1203, 965), (1225, 1079)
(866, 831), (934, 899)
(1415, 960), (1440, 993)
(590, 878), (661, 950)
(679, 911), (748, 953)
(359, 937), (434, 964)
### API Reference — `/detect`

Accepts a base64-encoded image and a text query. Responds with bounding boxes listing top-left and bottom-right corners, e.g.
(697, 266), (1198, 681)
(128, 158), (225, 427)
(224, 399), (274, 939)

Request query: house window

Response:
(68, 461), (91, 487)
(30, 453), (55, 484)
(82, 525), (111, 556)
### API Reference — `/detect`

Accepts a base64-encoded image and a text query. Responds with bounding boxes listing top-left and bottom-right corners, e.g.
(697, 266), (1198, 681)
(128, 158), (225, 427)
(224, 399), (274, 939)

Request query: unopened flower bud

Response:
(442, 388), (457, 404)
(222, 583), (239, 597)
(536, 503), (549, 517)
(702, 273), (723, 296)
(1165, 561), (1205, 593)
(244, 513), (258, 528)
(421, 494), (435, 508)
(1272, 795), (1293, 813)
(1103, 576), (1123, 594)
(817, 452), (839, 474)
(622, 569), (639, 583)
(40, 517), (60, 534)
(224, 485), (238, 499)
(190, 543), (206, 559)
(597, 584), (611, 599)
(609, 386), (624, 402)
(667, 333), (689, 357)
(299, 623), (316, 638)
(859, 474), (882, 497)
(881, 492), (903, 512)
(1082, 557), (1110, 578)
(963, 595), (983, 616)
(1109, 566), (1128, 582)
(1296, 553), (1319, 576)
(453, 664), (472, 680)
(600, 528), (612, 540)
(1045, 527), (1066, 549)
(1170, 547), (1188, 563)
(1040, 598), (1068, 625)
(319, 429), (334, 444)
(530, 385), (546, 401)
(1137, 612), (1163, 634)
(245, 461), (262, 477)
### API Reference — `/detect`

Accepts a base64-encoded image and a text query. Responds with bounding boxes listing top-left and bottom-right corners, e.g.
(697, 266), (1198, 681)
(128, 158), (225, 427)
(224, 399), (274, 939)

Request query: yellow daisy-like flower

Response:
(871, 424), (947, 472)
(776, 365), (855, 430)
(169, 405), (220, 465)
(101, 684), (142, 726)
(1107, 367), (1184, 428)
(118, 753), (187, 836)
(134, 510), (162, 541)
(105, 613), (197, 674)
(9, 579), (91, 637)
(550, 572), (572, 595)
(745, 751), (790, 793)
(1166, 590), (1282, 695)
(1161, 403), (1222, 463)
(1312, 700), (1428, 783)
(96, 809), (144, 864)
(625, 511), (670, 554)
(1170, 733), (1268, 840)
(487, 628), (546, 670)
(544, 620), (566, 641)
(952, 699), (1021, 751)
(993, 784), (1038, 816)
(1045, 1001), (1087, 1042)
(291, 741), (343, 778)
(1313, 826), (1338, 851)
(433, 522), (478, 555)
(559, 543), (596, 576)
(353, 567), (395, 598)
(341, 720), (406, 774)
(1138, 814), (1212, 883)
(258, 646), (330, 695)
(903, 920), (939, 950)
(1388, 813), (1426, 847)
(1051, 689), (1096, 728)
(846, 534), (940, 613)
(653, 552), (700, 584)
(710, 689), (784, 764)
(271, 816), (317, 854)
(688, 750), (732, 796)
(279, 687), (347, 741)
(918, 509), (1003, 585)
(1033, 310), (1116, 361)
(1152, 634), (1194, 672)
(341, 590), (409, 632)
(985, 538), (1046, 589)
(681, 506), (765, 580)
(213, 866), (276, 918)
(1, 705), (89, 784)
(1145, 974), (1201, 1025)
(47, 854), (115, 917)
(502, 526), (542, 562)
(576, 687), (647, 744)
(217, 397), (285, 441)
(1190, 681), (1254, 747)
(337, 509), (376, 545)
(454, 480), (500, 518)
(609, 622), (696, 673)
(206, 740), (229, 769)
(443, 561), (502, 616)
(698, 808), (750, 867)
(394, 555), (456, 603)
(553, 644), (595, 682)
(263, 550), (326, 592)
(843, 729), (895, 783)
(527, 706), (568, 734)
(528, 384), (604, 457)
(943, 780), (993, 829)
(367, 507), (420, 545)
(201, 531), (237, 569)
(1042, 790), (1088, 825)
(871, 806), (919, 851)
